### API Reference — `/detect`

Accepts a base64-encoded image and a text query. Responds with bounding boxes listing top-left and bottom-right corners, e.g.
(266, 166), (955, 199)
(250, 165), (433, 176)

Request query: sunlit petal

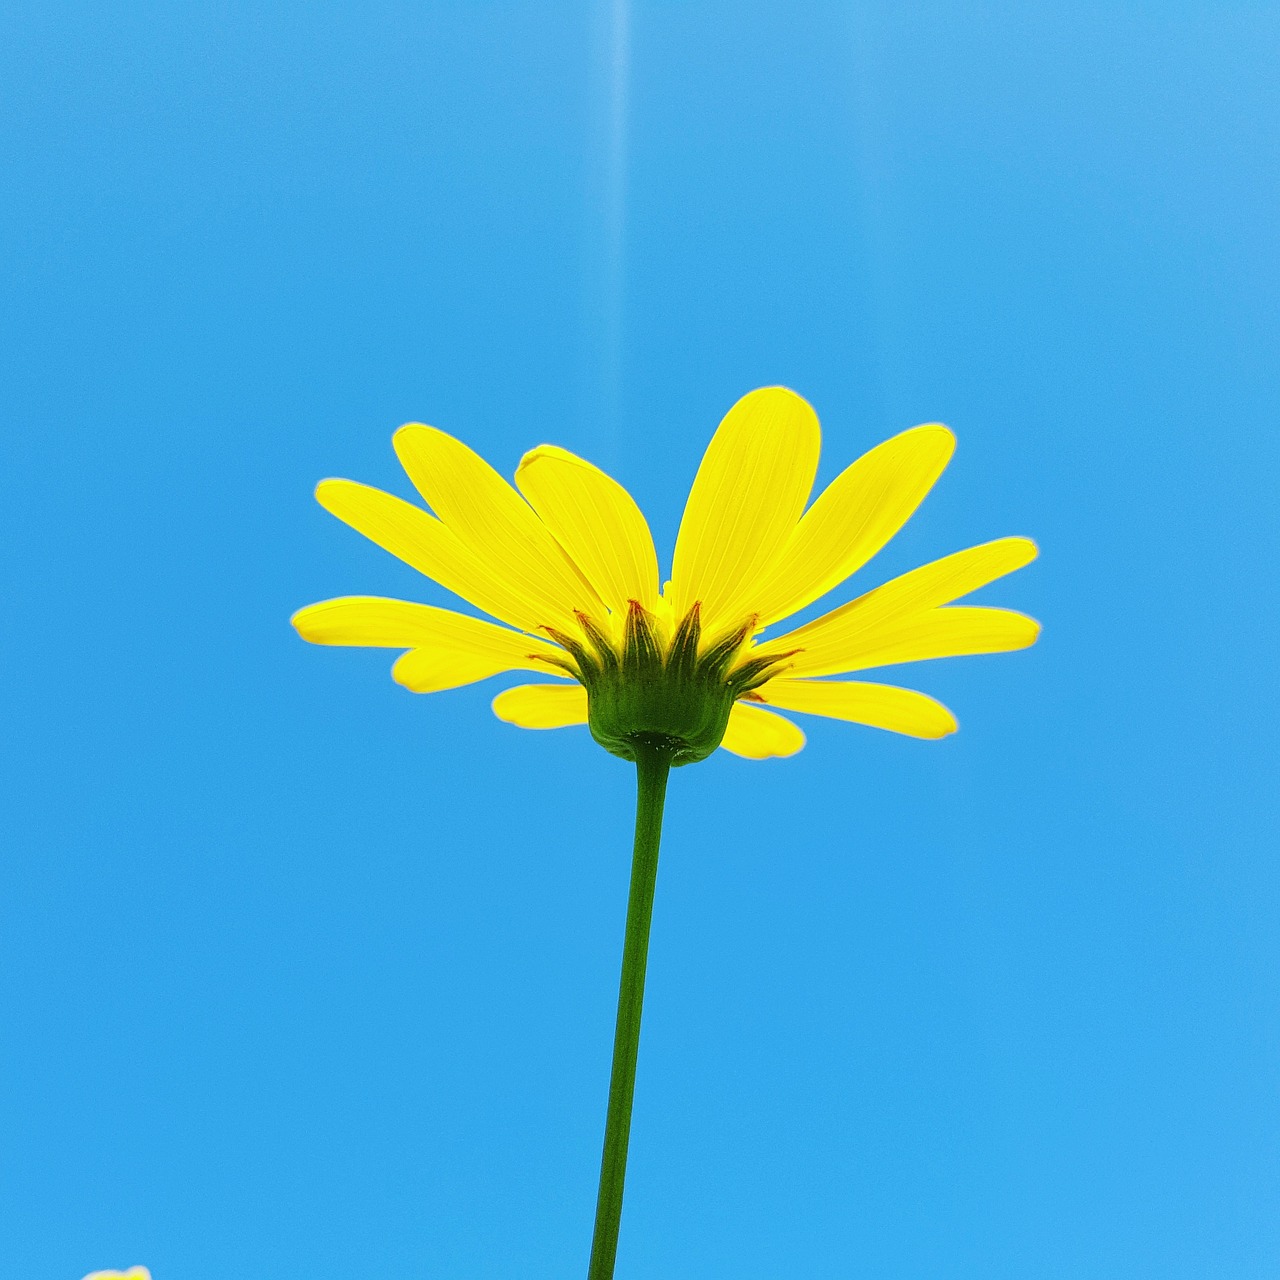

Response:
(757, 536), (1038, 671)
(755, 678), (958, 738)
(516, 445), (660, 614)
(718, 701), (806, 759)
(849, 535), (1038, 617)
(315, 478), (564, 634)
(394, 424), (604, 627)
(291, 595), (559, 658)
(291, 596), (567, 694)
(727, 424), (955, 627)
(762, 605), (1040, 678)
(492, 682), (590, 729)
(392, 649), (544, 694)
(670, 387), (820, 636)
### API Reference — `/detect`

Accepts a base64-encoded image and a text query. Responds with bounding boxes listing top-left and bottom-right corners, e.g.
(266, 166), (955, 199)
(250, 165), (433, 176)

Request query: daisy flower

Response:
(292, 386), (1037, 761)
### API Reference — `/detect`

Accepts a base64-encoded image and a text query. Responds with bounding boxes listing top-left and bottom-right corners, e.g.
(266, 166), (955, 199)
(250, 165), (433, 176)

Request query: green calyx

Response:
(546, 602), (793, 766)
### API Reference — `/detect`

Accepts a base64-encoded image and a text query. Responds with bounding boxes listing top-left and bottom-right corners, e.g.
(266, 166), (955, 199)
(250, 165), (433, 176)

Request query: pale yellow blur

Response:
(82, 1269), (151, 1280)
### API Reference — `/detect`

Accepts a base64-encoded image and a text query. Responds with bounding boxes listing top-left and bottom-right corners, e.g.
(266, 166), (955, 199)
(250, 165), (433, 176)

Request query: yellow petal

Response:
(391, 648), (539, 694)
(291, 596), (567, 693)
(757, 536), (1038, 672)
(290, 595), (556, 655)
(858, 535), (1038, 617)
(82, 1271), (151, 1280)
(669, 387), (821, 637)
(763, 605), (1040, 678)
(315, 478), (562, 635)
(718, 702), (806, 759)
(393, 424), (604, 629)
(755, 679), (958, 739)
(515, 445), (661, 614)
(724, 424), (955, 627)
(492, 681), (589, 729)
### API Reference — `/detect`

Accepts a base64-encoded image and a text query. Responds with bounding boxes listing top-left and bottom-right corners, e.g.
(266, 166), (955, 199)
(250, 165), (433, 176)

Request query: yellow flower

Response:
(292, 386), (1038, 761)
(82, 1270), (151, 1280)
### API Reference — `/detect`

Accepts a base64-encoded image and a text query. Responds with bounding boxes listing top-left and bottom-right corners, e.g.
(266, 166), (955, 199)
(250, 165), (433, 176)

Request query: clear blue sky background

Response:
(3, 3), (1278, 1277)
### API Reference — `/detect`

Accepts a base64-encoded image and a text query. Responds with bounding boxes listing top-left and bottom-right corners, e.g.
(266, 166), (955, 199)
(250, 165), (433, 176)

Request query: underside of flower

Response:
(543, 602), (797, 764)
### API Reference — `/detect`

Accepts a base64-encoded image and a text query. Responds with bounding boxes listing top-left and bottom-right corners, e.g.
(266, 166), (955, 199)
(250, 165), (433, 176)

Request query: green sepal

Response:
(697, 616), (756, 683)
(664, 603), (701, 683)
(580, 604), (765, 766)
(577, 611), (622, 674)
(727, 649), (798, 697)
(542, 625), (598, 680)
(622, 601), (662, 678)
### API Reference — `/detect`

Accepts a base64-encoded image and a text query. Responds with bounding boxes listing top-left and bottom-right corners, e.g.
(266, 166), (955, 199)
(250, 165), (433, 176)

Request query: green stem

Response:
(587, 743), (672, 1280)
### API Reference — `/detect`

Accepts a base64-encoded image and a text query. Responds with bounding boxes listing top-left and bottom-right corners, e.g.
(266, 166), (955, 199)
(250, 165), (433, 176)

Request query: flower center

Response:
(545, 602), (794, 766)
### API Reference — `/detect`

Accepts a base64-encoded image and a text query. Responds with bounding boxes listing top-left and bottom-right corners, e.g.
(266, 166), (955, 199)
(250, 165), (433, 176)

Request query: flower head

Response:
(82, 1270), (151, 1280)
(292, 387), (1038, 761)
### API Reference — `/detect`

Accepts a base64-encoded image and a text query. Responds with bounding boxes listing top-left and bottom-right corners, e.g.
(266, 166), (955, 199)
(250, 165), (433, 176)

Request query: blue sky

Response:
(3, 3), (1278, 1277)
